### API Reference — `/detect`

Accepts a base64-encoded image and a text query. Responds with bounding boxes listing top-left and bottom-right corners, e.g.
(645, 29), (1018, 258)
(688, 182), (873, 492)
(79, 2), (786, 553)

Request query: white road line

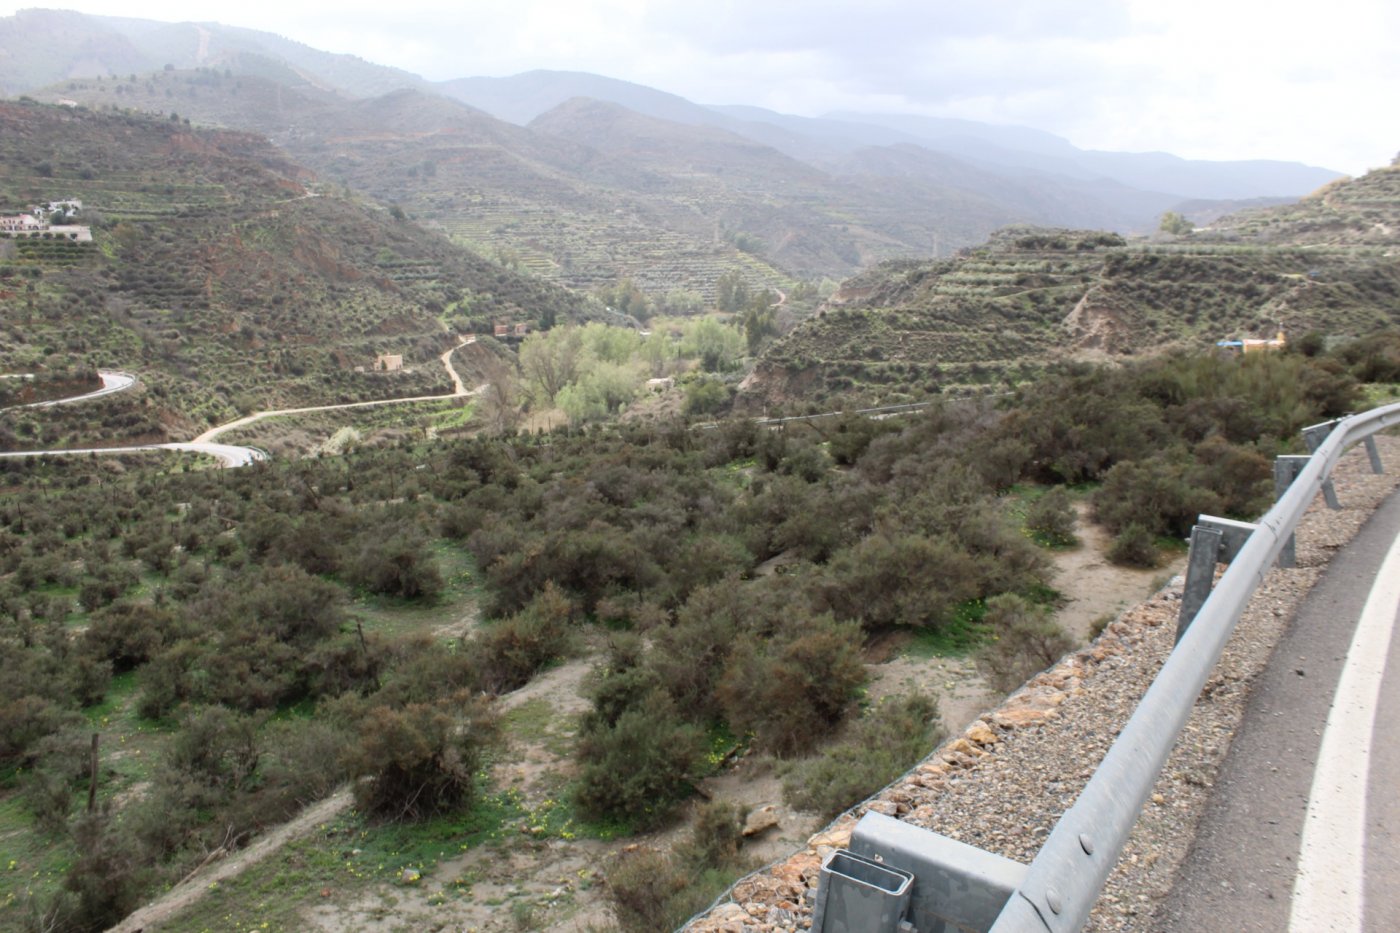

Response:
(1290, 528), (1400, 932)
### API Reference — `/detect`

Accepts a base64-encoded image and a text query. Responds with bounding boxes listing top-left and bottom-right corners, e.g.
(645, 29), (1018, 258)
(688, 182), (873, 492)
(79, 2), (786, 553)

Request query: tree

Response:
(680, 318), (743, 372)
(1158, 211), (1193, 235)
(518, 327), (583, 405)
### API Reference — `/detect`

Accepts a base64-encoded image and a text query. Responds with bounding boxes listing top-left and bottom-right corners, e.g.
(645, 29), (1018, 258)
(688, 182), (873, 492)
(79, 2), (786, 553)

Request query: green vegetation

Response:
(0, 100), (591, 444)
(749, 204), (1400, 406)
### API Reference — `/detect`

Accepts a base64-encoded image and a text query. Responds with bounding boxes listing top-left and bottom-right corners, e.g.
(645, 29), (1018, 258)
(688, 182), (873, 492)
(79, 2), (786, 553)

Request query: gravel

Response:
(685, 435), (1400, 933)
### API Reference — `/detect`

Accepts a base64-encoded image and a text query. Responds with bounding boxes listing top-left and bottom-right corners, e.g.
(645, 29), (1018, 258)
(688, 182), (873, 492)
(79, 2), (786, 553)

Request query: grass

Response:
(901, 600), (992, 658)
(500, 698), (575, 759)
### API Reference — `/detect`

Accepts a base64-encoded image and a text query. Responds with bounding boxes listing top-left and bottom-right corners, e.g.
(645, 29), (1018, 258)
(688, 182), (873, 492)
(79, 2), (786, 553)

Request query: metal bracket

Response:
(1274, 456), (1311, 568)
(811, 847), (915, 933)
(1301, 420), (1342, 509)
(1177, 516), (1258, 642)
(847, 812), (1027, 933)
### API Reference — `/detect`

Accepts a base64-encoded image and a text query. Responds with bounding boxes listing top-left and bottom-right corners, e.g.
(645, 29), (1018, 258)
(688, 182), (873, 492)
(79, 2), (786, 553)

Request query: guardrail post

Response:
(1302, 420), (1342, 509)
(1364, 435), (1385, 474)
(812, 812), (1026, 933)
(1274, 455), (1311, 568)
(1178, 526), (1222, 642)
(1177, 516), (1258, 642)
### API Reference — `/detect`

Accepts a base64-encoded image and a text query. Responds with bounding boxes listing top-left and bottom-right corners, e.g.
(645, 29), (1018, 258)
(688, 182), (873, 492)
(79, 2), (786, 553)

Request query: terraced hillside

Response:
(744, 167), (1400, 407)
(1205, 158), (1400, 244)
(0, 100), (590, 447)
(32, 72), (807, 297)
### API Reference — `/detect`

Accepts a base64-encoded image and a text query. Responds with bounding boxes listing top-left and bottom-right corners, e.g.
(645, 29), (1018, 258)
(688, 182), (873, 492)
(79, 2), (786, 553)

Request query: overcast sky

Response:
(4, 1), (1395, 174)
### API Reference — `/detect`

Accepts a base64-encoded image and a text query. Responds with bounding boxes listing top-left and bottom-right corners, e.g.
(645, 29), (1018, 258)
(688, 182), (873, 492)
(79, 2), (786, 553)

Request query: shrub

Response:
(1025, 487), (1077, 546)
(973, 594), (1075, 694)
(603, 845), (695, 933)
(468, 583), (575, 694)
(347, 529), (444, 600)
(783, 693), (944, 818)
(343, 692), (497, 821)
(575, 643), (706, 828)
(716, 614), (866, 757)
(1094, 456), (1220, 538)
(1108, 523), (1159, 568)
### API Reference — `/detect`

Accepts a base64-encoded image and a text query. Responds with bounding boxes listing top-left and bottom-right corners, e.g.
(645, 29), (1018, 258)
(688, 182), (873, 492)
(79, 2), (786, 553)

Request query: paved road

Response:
(0, 442), (266, 468)
(5, 369), (136, 409)
(1157, 487), (1400, 933)
(1, 338), (479, 468)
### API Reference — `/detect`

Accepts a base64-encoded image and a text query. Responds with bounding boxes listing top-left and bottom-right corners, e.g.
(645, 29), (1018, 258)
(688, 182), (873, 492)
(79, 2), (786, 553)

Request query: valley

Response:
(0, 11), (1397, 933)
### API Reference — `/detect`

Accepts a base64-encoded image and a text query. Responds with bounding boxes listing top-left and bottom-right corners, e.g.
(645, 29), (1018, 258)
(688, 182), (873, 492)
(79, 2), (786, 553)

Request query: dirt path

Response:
(1054, 501), (1184, 642)
(109, 790), (354, 933)
(867, 502), (1184, 736)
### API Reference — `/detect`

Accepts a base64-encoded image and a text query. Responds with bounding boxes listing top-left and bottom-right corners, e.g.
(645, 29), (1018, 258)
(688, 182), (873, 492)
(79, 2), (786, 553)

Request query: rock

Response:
(807, 823), (854, 850)
(743, 805), (781, 837)
(864, 800), (898, 817)
(399, 867), (421, 884)
(991, 706), (1052, 729)
(966, 721), (999, 746)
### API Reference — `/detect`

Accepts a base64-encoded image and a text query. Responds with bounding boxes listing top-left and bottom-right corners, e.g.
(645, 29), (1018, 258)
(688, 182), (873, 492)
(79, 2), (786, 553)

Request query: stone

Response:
(399, 867), (421, 884)
(991, 706), (1052, 729)
(744, 805), (782, 837)
(966, 721), (999, 745)
(808, 823), (853, 850)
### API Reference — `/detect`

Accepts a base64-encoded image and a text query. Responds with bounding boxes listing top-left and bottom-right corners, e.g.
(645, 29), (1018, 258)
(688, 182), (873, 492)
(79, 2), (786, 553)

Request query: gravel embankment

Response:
(686, 436), (1400, 933)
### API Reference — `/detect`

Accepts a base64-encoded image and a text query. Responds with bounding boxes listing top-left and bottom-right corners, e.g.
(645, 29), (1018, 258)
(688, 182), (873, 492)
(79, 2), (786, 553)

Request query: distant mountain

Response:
(2, 9), (1359, 299)
(439, 70), (720, 129)
(0, 8), (422, 99)
(432, 70), (1343, 204)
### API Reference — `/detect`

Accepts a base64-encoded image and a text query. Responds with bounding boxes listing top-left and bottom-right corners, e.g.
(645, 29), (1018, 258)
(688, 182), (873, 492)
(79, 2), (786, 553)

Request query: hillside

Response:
(0, 99), (590, 447)
(5, 7), (1345, 303)
(0, 8), (423, 99)
(1205, 159), (1400, 244)
(742, 167), (1400, 407)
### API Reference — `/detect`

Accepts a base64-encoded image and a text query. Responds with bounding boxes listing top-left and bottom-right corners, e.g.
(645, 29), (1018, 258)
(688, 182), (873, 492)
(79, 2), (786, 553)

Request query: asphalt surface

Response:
(1157, 486), (1400, 932)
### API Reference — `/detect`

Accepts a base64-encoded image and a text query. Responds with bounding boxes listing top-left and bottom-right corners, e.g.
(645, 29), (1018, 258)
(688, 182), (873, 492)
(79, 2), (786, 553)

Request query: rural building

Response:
(374, 354), (404, 372)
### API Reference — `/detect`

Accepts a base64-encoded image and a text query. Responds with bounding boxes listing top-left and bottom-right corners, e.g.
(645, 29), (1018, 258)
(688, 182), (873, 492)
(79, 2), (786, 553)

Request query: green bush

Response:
(973, 594), (1075, 694)
(575, 641), (706, 828)
(783, 693), (944, 817)
(1025, 487), (1077, 547)
(716, 613), (866, 757)
(343, 692), (497, 821)
(468, 583), (575, 694)
(1108, 523), (1159, 568)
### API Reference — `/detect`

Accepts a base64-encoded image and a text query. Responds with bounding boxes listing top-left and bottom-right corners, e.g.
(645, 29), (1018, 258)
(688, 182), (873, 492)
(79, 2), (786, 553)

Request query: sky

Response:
(3, 0), (1396, 175)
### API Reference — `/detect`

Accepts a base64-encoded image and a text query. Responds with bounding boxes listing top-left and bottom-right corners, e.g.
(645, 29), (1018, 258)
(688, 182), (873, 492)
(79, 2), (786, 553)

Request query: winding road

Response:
(0, 338), (482, 468)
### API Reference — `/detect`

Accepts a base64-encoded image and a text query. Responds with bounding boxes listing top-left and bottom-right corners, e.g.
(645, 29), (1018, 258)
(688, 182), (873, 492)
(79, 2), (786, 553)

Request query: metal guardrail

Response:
(812, 401), (1400, 933)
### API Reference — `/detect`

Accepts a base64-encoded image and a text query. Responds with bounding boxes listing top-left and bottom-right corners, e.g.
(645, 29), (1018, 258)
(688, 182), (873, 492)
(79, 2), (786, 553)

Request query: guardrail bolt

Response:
(1079, 833), (1095, 855)
(1046, 889), (1063, 915)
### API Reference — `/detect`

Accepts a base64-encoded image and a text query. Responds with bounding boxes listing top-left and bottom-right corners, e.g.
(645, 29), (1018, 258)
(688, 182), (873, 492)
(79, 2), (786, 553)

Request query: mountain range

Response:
(2, 8), (1343, 296)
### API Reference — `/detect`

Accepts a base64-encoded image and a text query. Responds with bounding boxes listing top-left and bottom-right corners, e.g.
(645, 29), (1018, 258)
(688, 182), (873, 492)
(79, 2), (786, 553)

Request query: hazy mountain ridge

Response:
(3, 9), (1351, 298)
